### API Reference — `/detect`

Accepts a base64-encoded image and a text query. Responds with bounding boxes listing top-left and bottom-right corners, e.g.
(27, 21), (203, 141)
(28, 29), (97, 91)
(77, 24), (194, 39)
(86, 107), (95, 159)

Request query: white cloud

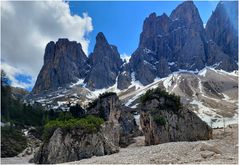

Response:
(1, 1), (93, 89)
(121, 53), (131, 63)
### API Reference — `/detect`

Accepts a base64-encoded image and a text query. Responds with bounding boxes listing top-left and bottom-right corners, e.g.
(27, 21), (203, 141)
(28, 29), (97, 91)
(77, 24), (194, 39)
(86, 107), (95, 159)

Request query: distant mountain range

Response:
(31, 1), (238, 95)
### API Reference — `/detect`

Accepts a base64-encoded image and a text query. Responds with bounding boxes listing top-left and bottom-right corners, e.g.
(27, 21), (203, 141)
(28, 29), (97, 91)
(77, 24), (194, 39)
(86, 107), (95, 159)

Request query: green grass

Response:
(43, 115), (104, 141)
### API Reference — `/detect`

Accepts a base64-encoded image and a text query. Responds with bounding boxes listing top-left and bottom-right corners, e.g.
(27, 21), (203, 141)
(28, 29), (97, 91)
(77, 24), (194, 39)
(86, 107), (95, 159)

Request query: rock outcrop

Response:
(33, 92), (141, 164)
(32, 39), (89, 94)
(33, 126), (119, 164)
(87, 92), (142, 147)
(85, 33), (123, 89)
(139, 88), (212, 145)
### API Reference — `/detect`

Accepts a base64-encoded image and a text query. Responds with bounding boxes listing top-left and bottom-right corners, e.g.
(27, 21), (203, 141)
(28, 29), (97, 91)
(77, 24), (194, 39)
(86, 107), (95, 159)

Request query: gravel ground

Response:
(1, 155), (34, 164)
(2, 124), (238, 164)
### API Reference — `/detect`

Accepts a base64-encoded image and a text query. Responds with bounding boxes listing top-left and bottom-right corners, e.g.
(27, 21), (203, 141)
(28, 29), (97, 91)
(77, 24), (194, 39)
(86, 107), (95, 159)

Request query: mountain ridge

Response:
(31, 0), (238, 95)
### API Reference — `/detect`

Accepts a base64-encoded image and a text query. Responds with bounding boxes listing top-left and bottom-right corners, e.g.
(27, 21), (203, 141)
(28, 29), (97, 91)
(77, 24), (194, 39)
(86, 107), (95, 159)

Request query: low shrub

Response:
(87, 99), (98, 110)
(153, 115), (166, 126)
(140, 87), (182, 111)
(99, 92), (116, 99)
(43, 115), (104, 141)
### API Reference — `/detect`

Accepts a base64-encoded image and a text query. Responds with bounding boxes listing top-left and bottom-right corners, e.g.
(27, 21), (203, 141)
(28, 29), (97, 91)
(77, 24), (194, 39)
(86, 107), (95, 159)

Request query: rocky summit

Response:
(85, 32), (123, 89)
(32, 39), (89, 94)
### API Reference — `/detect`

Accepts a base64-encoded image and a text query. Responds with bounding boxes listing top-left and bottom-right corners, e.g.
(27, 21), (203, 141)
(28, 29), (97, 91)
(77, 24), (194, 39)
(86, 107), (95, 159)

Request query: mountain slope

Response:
(28, 67), (238, 128)
(119, 68), (238, 128)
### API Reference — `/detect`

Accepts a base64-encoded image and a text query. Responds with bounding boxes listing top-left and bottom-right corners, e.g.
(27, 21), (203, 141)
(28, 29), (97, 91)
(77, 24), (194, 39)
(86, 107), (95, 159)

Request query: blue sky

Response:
(69, 1), (218, 56)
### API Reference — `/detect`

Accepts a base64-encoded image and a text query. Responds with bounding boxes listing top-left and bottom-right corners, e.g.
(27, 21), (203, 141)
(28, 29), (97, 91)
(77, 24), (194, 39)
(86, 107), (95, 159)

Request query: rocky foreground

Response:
(65, 124), (238, 164)
(2, 124), (237, 164)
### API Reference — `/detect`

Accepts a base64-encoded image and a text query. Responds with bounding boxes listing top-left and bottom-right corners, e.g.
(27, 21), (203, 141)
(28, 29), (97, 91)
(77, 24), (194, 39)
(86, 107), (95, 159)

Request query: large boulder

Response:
(34, 124), (119, 164)
(139, 88), (212, 145)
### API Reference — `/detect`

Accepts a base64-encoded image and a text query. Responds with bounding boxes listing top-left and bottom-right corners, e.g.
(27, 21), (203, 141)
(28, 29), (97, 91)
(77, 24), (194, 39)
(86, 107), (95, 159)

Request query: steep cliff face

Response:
(206, 1), (238, 62)
(32, 39), (89, 94)
(85, 33), (123, 89)
(205, 41), (238, 71)
(139, 88), (212, 145)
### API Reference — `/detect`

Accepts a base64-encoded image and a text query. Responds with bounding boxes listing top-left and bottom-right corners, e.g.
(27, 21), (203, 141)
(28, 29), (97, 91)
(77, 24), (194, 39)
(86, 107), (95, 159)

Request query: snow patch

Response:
(163, 75), (173, 90)
(121, 53), (130, 63)
(70, 79), (85, 88)
(178, 69), (199, 74)
(168, 62), (175, 66)
(191, 100), (238, 128)
(198, 68), (207, 77)
(143, 48), (155, 54)
(130, 72), (144, 90)
(86, 76), (121, 100)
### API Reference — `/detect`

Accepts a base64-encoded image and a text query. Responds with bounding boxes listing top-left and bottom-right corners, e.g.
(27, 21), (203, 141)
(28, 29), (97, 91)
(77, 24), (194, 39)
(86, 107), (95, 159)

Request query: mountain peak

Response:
(96, 32), (108, 45)
(57, 38), (69, 43)
(170, 0), (203, 28)
(148, 12), (157, 18)
(161, 12), (168, 18)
